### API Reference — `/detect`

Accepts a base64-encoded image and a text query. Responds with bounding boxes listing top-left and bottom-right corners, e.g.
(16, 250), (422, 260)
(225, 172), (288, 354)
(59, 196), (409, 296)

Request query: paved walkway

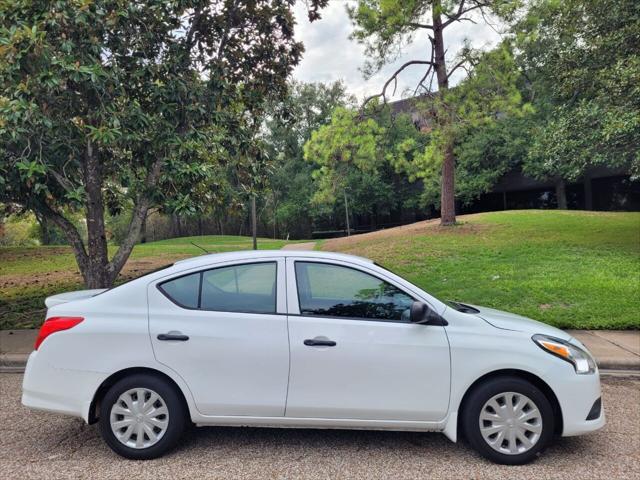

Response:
(1, 328), (638, 372)
(569, 330), (640, 371)
(281, 242), (317, 251)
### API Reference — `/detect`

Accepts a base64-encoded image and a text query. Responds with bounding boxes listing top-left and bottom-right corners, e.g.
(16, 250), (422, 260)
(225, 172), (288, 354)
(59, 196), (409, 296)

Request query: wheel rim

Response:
(479, 391), (543, 455)
(109, 388), (169, 449)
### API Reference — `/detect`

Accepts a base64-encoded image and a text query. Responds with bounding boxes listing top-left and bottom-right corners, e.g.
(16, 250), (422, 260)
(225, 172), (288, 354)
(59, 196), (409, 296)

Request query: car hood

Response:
(467, 304), (572, 341)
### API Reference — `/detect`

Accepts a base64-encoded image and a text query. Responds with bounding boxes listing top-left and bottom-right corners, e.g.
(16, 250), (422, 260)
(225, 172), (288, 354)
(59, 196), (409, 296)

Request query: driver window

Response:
(295, 262), (414, 321)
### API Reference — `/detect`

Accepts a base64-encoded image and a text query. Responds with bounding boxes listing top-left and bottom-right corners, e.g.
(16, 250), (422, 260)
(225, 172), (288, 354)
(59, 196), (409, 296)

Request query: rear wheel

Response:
(462, 376), (555, 465)
(99, 374), (186, 459)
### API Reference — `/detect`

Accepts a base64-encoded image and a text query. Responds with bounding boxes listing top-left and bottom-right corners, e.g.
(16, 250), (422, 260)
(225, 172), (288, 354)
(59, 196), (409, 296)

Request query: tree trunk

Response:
(432, 1), (456, 226)
(272, 192), (278, 239)
(83, 141), (111, 288)
(343, 189), (351, 236)
(440, 144), (456, 225)
(555, 179), (568, 210)
(34, 156), (161, 289)
(140, 213), (147, 244)
(176, 215), (183, 237)
(251, 195), (257, 250)
(35, 212), (52, 245)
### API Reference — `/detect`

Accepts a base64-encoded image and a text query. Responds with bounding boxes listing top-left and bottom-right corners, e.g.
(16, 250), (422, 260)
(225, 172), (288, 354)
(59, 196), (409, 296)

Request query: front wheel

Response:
(462, 376), (555, 465)
(99, 374), (187, 459)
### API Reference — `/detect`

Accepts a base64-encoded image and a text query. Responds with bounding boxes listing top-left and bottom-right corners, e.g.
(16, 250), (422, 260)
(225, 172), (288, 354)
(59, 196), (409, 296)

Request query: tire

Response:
(461, 376), (555, 465)
(99, 373), (187, 460)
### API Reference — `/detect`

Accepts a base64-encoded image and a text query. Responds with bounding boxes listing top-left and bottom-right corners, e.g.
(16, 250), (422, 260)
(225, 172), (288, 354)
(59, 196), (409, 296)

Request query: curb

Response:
(594, 358), (640, 371)
(0, 353), (29, 372)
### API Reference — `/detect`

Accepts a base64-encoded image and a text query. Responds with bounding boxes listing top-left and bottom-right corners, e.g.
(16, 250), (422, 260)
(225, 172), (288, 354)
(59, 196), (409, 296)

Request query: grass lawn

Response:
(0, 235), (296, 329)
(322, 210), (640, 330)
(1, 210), (638, 331)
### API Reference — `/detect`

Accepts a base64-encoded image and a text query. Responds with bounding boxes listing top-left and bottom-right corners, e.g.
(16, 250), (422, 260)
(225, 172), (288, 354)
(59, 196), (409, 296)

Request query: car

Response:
(22, 250), (604, 464)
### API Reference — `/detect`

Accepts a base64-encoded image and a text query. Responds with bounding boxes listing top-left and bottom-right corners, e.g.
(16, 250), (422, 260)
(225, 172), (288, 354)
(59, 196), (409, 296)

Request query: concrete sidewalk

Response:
(281, 242), (316, 250)
(1, 328), (638, 372)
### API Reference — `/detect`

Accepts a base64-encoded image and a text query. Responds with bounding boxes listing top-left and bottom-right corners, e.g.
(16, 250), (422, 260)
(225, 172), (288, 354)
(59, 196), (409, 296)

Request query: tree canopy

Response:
(515, 0), (640, 183)
(0, 0), (326, 287)
(348, 0), (524, 225)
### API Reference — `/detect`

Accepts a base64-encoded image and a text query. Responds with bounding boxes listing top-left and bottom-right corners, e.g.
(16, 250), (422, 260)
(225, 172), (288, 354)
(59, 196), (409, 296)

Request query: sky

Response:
(291, 1), (504, 102)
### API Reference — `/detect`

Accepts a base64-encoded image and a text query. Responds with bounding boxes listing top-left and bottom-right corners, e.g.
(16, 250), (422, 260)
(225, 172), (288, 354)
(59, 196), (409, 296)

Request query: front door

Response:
(285, 258), (450, 421)
(148, 258), (289, 417)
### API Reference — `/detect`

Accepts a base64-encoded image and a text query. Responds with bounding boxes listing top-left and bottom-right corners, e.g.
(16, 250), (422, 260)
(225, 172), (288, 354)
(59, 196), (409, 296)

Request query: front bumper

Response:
(22, 351), (108, 422)
(550, 367), (605, 436)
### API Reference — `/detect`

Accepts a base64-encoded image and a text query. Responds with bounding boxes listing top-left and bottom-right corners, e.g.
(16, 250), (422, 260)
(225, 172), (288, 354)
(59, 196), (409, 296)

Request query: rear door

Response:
(148, 258), (289, 417)
(285, 258), (450, 421)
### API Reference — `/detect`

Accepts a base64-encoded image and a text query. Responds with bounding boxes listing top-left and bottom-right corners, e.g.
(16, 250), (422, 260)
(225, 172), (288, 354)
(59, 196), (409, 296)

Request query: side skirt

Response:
(193, 414), (450, 434)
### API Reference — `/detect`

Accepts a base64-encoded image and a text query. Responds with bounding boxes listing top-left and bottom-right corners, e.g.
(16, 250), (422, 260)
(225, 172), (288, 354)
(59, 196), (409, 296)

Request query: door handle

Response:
(157, 332), (189, 341)
(304, 338), (336, 347)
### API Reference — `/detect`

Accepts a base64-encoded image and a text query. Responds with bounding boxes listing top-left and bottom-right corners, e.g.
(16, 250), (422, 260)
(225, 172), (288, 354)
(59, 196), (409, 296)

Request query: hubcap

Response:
(479, 391), (542, 455)
(109, 388), (169, 449)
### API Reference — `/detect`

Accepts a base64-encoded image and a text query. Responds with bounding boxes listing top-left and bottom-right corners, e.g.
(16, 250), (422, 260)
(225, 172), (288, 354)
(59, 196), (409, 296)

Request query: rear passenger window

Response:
(159, 272), (200, 308)
(201, 262), (277, 314)
(159, 262), (277, 313)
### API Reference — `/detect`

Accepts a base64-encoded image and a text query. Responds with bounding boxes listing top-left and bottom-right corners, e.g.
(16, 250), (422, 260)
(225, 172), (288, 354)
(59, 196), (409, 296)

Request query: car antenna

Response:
(190, 242), (209, 254)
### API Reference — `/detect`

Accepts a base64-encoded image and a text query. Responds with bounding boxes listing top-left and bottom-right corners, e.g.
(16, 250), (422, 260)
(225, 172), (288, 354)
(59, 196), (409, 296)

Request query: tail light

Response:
(35, 317), (84, 350)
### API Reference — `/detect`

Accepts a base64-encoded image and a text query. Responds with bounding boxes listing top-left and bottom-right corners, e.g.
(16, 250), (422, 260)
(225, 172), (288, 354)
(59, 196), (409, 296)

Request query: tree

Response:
(515, 0), (640, 207)
(0, 0), (326, 288)
(303, 107), (385, 235)
(453, 113), (531, 205)
(263, 81), (354, 238)
(236, 139), (272, 250)
(348, 0), (521, 225)
(303, 102), (427, 232)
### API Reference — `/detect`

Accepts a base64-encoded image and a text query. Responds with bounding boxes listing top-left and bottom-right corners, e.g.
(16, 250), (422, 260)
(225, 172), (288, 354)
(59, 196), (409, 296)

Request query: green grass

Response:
(1, 211), (639, 330)
(0, 235), (298, 329)
(322, 210), (640, 330)
(0, 236), (295, 276)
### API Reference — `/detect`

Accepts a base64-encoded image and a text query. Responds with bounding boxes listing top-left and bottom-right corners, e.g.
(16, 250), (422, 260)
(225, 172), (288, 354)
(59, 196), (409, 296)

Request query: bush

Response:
(0, 215), (40, 246)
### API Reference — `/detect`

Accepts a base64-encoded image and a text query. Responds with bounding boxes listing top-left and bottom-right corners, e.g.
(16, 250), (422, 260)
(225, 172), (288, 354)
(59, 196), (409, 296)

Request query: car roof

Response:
(173, 249), (373, 268)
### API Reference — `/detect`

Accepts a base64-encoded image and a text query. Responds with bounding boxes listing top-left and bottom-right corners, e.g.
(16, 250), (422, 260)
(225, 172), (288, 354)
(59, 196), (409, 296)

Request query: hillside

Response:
(322, 210), (640, 330)
(1, 210), (638, 330)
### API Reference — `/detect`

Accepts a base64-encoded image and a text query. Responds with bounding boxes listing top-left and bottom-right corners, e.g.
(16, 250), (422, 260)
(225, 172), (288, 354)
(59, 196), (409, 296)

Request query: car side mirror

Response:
(409, 301), (448, 326)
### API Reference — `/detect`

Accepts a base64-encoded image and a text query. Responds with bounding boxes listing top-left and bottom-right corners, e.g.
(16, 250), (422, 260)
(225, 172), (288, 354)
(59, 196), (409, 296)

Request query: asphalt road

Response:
(1, 374), (639, 480)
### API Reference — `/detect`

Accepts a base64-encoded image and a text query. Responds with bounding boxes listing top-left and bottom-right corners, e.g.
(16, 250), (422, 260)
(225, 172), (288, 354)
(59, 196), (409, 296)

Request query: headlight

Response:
(532, 334), (597, 374)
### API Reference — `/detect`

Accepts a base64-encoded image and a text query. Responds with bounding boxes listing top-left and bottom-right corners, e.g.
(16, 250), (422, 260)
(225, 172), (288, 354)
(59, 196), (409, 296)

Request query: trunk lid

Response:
(44, 289), (107, 308)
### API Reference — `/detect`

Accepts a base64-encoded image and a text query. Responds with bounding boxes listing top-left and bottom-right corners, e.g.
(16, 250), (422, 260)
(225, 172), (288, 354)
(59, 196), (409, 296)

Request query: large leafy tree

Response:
(304, 107), (385, 235)
(396, 43), (529, 206)
(348, 0), (521, 225)
(516, 0), (640, 207)
(0, 0), (326, 288)
(303, 103), (426, 233)
(263, 81), (353, 238)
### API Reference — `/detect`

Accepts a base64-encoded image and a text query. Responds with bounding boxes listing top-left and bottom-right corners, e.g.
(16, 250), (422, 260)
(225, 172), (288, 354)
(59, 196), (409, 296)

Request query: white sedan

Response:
(22, 250), (604, 464)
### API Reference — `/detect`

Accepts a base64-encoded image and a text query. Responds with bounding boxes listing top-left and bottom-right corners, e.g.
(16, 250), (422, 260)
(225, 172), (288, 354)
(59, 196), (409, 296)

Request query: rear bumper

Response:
(21, 351), (108, 422)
